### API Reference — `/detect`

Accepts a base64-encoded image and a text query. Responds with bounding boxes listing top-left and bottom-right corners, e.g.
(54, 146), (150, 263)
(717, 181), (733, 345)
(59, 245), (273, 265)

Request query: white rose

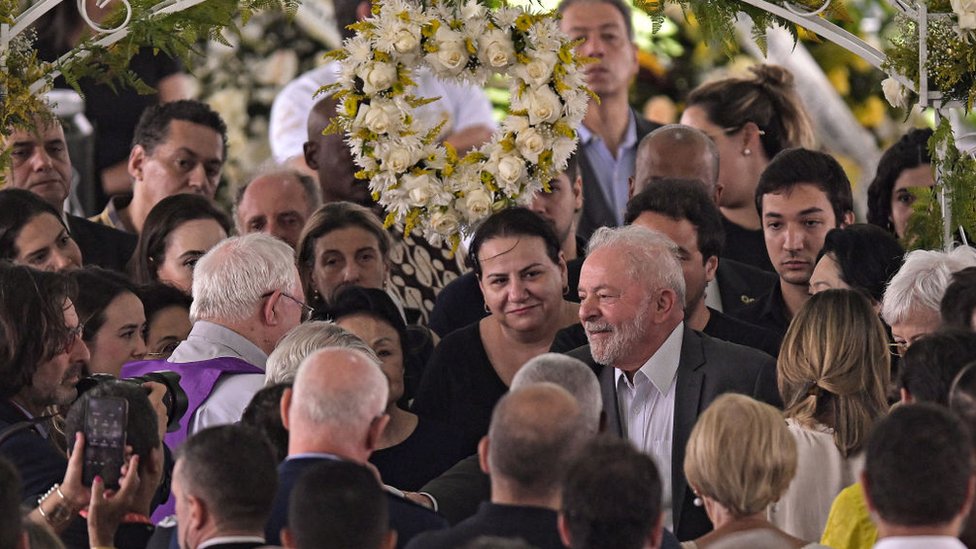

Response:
(428, 27), (468, 75)
(497, 155), (525, 186)
(881, 77), (910, 109)
(393, 27), (420, 54)
(460, 188), (493, 220)
(379, 146), (413, 173)
(515, 53), (556, 88)
(953, 0), (976, 29)
(525, 85), (562, 125)
(480, 29), (514, 69)
(430, 209), (460, 235)
(360, 61), (397, 95)
(358, 104), (393, 134)
(515, 127), (547, 164)
(403, 172), (435, 205)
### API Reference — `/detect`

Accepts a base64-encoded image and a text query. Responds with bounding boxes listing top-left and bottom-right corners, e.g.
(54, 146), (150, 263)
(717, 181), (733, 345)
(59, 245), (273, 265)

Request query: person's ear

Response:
(188, 493), (209, 532)
(712, 182), (724, 205)
(128, 145), (147, 182)
(557, 514), (573, 548)
(478, 436), (491, 475)
(900, 387), (913, 404)
(656, 288), (679, 320)
(860, 471), (876, 514)
(704, 255), (719, 284)
(558, 251), (569, 291)
(381, 530), (398, 549)
(741, 122), (763, 154)
(262, 290), (282, 326)
(841, 210), (855, 228)
(281, 528), (296, 549)
(365, 413), (390, 452)
(303, 141), (320, 170)
(280, 387), (293, 431)
(572, 175), (583, 212)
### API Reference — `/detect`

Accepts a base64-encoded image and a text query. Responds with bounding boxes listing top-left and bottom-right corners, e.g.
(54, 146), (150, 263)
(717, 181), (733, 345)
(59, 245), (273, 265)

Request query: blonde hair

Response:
(686, 64), (815, 159)
(684, 394), (797, 517)
(778, 289), (890, 457)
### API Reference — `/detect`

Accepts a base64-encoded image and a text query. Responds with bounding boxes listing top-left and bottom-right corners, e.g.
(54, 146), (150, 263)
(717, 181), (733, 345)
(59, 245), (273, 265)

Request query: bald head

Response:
(486, 383), (588, 499)
(632, 125), (720, 199)
(288, 347), (388, 459)
(512, 353), (601, 434)
(302, 96), (369, 205)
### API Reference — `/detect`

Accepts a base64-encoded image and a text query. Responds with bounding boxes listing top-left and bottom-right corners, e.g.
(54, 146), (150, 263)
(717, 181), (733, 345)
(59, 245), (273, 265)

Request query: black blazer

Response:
(576, 113), (660, 242)
(66, 214), (137, 272)
(715, 258), (778, 318)
(568, 325), (780, 541)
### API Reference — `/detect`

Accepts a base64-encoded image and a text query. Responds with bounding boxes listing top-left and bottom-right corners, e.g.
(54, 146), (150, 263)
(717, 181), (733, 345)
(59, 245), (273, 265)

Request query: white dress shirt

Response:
(874, 536), (967, 549)
(168, 320), (268, 435)
(615, 322), (684, 530)
(268, 62), (496, 163)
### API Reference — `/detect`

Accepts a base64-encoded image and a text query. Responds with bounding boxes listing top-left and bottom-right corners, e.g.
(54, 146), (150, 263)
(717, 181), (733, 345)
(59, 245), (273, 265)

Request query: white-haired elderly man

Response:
(123, 232), (308, 449)
(570, 224), (780, 542)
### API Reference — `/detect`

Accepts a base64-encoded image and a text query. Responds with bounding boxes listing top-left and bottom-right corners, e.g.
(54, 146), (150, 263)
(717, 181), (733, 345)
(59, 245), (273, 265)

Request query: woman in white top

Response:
(771, 289), (891, 541)
(682, 393), (828, 549)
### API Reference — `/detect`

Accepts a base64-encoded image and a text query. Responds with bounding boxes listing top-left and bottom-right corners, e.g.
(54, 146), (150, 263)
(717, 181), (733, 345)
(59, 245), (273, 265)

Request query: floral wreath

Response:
(324, 0), (591, 248)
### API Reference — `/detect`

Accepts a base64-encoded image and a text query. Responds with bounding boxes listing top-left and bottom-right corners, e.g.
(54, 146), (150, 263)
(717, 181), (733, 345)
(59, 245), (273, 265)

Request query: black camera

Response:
(76, 371), (188, 433)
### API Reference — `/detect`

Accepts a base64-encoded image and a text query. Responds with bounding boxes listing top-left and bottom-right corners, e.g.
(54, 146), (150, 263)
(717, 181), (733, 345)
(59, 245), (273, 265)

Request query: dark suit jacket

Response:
(404, 502), (563, 549)
(66, 213), (137, 272)
(568, 325), (780, 541)
(266, 457), (448, 548)
(715, 258), (778, 318)
(576, 114), (660, 242)
(0, 399), (66, 502)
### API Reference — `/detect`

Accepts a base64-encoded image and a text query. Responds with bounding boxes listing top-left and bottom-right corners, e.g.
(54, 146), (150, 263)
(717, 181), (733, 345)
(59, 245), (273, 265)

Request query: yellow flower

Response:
(827, 66), (850, 96)
(854, 96), (886, 128)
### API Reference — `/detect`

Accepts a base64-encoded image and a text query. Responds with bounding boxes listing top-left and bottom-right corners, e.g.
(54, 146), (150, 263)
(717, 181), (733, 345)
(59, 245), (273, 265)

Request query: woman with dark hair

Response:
(412, 208), (580, 451)
(296, 201), (392, 310)
(809, 224), (905, 306)
(0, 189), (82, 271)
(866, 128), (934, 240)
(327, 286), (467, 490)
(680, 65), (815, 271)
(130, 194), (232, 293)
(138, 283), (193, 360)
(68, 267), (146, 377)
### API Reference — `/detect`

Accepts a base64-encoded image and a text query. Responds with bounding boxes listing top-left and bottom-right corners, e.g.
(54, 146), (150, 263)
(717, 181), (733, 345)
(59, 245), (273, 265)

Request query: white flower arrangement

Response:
(324, 0), (591, 248)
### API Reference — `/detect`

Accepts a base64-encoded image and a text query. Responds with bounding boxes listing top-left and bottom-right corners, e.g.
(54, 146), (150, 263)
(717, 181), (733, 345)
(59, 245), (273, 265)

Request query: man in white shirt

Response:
(863, 404), (974, 549)
(268, 0), (495, 167)
(571, 224), (779, 541)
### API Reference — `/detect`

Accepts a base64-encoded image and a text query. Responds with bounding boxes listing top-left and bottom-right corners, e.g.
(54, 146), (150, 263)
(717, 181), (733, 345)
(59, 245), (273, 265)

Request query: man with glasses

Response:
(123, 233), (305, 449)
(0, 264), (90, 502)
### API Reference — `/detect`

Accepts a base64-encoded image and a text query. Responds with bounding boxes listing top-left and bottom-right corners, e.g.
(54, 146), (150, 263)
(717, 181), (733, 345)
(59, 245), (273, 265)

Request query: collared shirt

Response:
(615, 322), (684, 530)
(737, 280), (791, 337)
(577, 113), (638, 226)
(874, 536), (967, 549)
(268, 63), (496, 163)
(9, 400), (49, 439)
(89, 194), (133, 233)
(705, 278), (723, 313)
(197, 535), (266, 548)
(168, 321), (268, 435)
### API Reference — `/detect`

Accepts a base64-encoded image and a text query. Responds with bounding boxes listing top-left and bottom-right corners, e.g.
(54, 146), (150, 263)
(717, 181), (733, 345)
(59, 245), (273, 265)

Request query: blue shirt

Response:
(577, 113), (639, 226)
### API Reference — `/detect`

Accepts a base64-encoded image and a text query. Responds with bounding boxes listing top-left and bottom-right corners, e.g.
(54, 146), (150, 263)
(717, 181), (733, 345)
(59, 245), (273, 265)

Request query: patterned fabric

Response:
(387, 228), (467, 325)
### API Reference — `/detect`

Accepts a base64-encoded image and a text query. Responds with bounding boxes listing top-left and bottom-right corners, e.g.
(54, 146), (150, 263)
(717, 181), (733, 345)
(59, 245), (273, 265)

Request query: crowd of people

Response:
(1, 0), (973, 548)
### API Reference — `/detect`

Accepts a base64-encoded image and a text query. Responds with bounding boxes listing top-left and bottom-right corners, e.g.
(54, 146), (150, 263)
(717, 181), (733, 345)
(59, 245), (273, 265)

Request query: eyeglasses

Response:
(60, 323), (85, 355)
(889, 341), (909, 358)
(262, 290), (314, 321)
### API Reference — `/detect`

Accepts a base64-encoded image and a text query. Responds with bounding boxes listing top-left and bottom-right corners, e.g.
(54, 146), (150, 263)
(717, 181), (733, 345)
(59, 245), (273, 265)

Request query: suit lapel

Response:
(671, 326), (706, 532)
(598, 364), (622, 436)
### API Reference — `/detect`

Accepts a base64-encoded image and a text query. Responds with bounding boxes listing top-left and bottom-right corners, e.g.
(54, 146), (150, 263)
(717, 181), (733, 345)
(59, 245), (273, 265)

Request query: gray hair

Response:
(512, 353), (601, 434)
(190, 233), (299, 323)
(292, 347), (388, 431)
(233, 162), (322, 233)
(882, 246), (976, 326)
(587, 225), (686, 306)
(265, 321), (379, 386)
